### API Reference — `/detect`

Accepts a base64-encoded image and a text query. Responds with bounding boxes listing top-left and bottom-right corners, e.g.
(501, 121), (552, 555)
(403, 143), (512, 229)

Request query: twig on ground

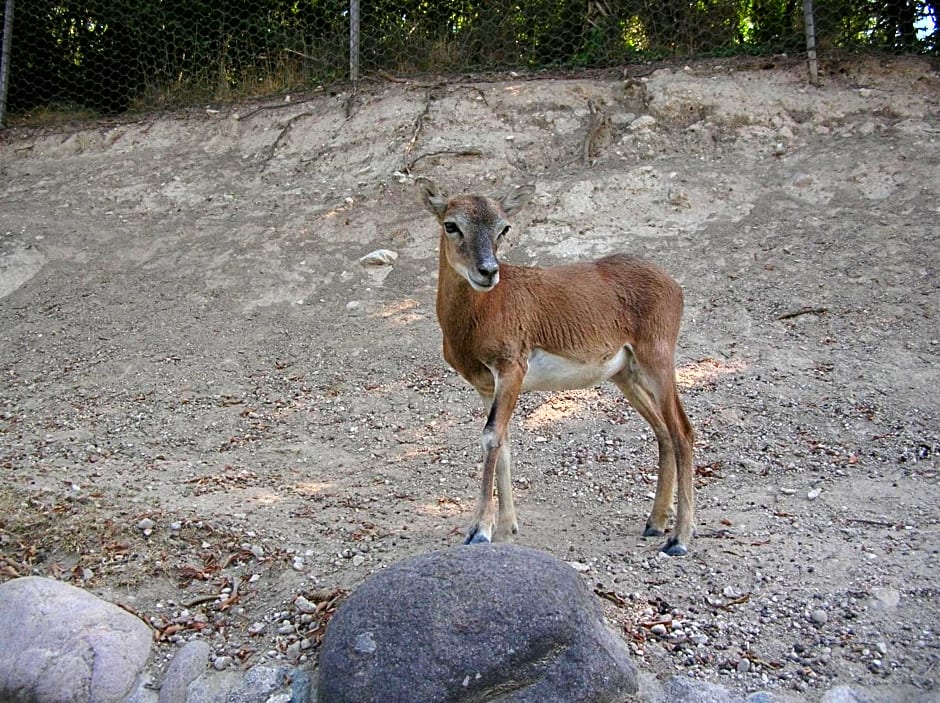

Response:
(404, 92), (433, 162)
(261, 111), (314, 163)
(777, 306), (829, 320)
(184, 593), (222, 608)
(236, 97), (319, 121)
(846, 517), (898, 528)
(594, 588), (629, 608)
(406, 147), (482, 172)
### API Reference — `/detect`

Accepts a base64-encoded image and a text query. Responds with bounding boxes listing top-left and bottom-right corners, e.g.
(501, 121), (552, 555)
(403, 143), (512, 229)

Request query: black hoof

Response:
(464, 530), (491, 545)
(643, 523), (665, 538)
(661, 537), (688, 556)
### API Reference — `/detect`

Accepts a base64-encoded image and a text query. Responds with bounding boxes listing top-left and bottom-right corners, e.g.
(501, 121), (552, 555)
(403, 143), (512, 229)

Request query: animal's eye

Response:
(443, 222), (461, 237)
(497, 226), (511, 240)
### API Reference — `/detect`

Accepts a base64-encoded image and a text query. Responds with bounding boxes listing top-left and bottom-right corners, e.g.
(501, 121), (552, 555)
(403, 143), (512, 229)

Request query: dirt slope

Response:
(1, 56), (938, 697)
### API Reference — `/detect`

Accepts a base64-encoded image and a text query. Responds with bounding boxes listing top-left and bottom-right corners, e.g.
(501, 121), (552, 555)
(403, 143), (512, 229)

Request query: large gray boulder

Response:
(317, 544), (637, 703)
(0, 576), (153, 703)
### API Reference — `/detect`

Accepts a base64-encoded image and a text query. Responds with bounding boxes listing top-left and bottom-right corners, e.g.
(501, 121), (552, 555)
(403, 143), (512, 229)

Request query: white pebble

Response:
(295, 595), (317, 614)
(358, 249), (398, 267)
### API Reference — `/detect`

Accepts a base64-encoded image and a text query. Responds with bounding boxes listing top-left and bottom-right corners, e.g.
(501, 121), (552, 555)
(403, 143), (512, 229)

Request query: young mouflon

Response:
(418, 178), (695, 555)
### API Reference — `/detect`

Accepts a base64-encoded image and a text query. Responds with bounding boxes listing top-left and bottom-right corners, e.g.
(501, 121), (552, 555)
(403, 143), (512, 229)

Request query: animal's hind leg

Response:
(663, 391), (695, 556)
(612, 348), (678, 542)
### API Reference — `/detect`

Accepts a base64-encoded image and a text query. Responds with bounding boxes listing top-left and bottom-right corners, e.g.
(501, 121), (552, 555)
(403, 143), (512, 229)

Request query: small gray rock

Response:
(869, 587), (900, 610)
(745, 693), (779, 703)
(810, 609), (828, 625)
(661, 675), (742, 703)
(184, 670), (241, 703)
(317, 544), (637, 703)
(629, 115), (657, 131)
(158, 640), (211, 703)
(820, 685), (875, 703)
(125, 673), (159, 703)
(228, 665), (292, 703)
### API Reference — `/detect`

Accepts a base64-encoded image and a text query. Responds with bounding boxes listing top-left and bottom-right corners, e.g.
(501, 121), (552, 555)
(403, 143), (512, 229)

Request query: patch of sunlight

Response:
(292, 480), (334, 497)
(415, 496), (466, 517)
(522, 389), (602, 431)
(370, 298), (426, 326)
(676, 357), (747, 389)
(244, 490), (284, 507)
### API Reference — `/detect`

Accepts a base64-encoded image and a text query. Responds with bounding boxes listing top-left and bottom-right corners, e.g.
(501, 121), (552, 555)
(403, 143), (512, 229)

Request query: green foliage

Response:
(4, 0), (937, 118)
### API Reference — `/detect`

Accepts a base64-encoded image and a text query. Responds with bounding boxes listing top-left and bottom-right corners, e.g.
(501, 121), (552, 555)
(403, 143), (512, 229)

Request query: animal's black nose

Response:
(478, 262), (499, 278)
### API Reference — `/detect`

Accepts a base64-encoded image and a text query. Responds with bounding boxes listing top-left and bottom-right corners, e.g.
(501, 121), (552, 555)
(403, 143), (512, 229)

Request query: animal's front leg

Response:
(464, 435), (500, 544)
(465, 365), (524, 545)
(493, 440), (518, 541)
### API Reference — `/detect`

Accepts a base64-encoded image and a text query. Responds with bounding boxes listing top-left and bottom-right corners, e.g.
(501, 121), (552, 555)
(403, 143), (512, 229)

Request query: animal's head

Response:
(418, 178), (535, 292)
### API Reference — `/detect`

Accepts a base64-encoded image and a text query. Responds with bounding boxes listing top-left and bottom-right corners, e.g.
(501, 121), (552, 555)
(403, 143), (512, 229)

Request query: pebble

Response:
(137, 517), (155, 531)
(294, 595), (317, 614)
(651, 623), (668, 636)
(276, 622), (294, 635)
(285, 641), (302, 661)
(247, 622), (265, 635)
(807, 488), (821, 500)
(629, 115), (657, 131)
(212, 656), (232, 671)
(869, 587), (900, 610)
(736, 657), (751, 674)
(810, 609), (828, 625)
(358, 249), (398, 267)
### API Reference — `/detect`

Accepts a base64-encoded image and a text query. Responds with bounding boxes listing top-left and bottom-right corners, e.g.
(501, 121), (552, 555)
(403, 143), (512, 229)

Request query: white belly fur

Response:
(522, 347), (627, 392)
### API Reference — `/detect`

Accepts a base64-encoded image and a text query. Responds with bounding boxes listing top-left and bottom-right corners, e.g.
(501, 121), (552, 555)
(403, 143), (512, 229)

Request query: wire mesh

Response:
(1, 0), (936, 126)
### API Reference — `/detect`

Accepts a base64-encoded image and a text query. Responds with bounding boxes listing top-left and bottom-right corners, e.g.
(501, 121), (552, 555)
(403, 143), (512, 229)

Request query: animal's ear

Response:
(499, 184), (536, 216)
(416, 178), (449, 219)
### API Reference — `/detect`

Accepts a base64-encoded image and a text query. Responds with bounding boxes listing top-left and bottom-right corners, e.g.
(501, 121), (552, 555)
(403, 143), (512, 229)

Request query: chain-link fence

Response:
(1, 0), (937, 127)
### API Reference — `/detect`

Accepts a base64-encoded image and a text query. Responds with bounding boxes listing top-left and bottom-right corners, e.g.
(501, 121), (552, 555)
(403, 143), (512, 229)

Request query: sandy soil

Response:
(1, 55), (939, 698)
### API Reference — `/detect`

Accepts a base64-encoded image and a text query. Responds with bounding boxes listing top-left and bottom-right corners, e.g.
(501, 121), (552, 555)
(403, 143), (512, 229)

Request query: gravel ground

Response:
(1, 55), (938, 699)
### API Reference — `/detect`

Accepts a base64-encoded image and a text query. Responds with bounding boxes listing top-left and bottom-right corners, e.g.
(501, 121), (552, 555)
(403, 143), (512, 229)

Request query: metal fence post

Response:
(803, 0), (819, 85)
(0, 0), (14, 128)
(349, 0), (360, 84)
